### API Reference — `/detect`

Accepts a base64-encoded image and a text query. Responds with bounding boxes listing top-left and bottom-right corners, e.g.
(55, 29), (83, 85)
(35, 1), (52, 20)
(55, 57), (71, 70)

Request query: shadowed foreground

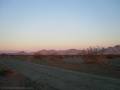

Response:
(0, 59), (120, 90)
(0, 69), (34, 90)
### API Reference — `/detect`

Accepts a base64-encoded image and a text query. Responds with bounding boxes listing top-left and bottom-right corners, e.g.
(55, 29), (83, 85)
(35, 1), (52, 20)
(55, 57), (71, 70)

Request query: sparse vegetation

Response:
(0, 54), (120, 79)
(0, 68), (6, 76)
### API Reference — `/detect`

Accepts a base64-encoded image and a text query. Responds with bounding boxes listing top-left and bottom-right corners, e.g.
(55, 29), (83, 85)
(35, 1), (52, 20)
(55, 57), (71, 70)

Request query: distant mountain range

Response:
(0, 45), (120, 55)
(102, 45), (120, 55)
(33, 45), (120, 55)
(33, 49), (82, 55)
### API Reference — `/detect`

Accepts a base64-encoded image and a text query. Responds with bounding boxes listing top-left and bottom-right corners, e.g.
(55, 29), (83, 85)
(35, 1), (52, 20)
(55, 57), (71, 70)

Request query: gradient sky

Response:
(0, 0), (120, 51)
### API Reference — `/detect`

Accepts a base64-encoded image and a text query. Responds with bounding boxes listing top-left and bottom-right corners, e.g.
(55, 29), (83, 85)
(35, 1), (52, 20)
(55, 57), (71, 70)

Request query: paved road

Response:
(0, 59), (120, 90)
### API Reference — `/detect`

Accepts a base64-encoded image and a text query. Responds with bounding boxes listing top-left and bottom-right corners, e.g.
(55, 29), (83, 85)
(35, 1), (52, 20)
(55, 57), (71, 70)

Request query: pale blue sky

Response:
(0, 0), (120, 51)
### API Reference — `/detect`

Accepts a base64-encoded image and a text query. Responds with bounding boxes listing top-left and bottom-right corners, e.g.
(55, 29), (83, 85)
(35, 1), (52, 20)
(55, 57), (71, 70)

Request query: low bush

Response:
(0, 68), (7, 76)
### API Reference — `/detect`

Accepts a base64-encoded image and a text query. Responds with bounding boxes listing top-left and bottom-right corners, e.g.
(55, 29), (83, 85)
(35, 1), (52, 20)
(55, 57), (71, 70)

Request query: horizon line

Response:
(0, 44), (119, 53)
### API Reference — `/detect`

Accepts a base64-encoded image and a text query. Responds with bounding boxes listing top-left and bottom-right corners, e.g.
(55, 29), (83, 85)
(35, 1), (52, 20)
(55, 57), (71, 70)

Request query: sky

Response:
(0, 0), (120, 51)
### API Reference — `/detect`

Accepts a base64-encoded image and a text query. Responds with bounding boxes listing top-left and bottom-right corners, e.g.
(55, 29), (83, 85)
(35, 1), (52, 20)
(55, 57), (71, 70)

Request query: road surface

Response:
(0, 59), (120, 90)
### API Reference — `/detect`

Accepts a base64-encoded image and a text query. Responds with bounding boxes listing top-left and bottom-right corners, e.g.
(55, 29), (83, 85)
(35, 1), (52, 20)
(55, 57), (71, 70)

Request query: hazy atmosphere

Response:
(0, 0), (120, 51)
(0, 1), (120, 90)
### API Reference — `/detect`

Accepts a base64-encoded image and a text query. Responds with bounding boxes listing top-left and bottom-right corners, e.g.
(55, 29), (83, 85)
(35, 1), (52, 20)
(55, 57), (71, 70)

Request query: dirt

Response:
(0, 66), (34, 90)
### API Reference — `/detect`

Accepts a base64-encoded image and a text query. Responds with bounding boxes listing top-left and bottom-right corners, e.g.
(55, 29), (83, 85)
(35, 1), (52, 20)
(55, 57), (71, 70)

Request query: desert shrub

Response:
(108, 58), (120, 70)
(0, 68), (7, 76)
(33, 54), (43, 59)
(106, 55), (114, 59)
(81, 47), (107, 64)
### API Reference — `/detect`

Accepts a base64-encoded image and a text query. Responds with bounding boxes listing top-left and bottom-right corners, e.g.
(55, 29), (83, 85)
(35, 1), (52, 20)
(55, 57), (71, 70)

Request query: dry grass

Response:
(0, 54), (120, 79)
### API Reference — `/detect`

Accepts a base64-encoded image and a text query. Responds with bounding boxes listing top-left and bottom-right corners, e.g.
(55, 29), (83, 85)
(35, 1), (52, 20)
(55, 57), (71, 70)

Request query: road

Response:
(0, 59), (120, 90)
